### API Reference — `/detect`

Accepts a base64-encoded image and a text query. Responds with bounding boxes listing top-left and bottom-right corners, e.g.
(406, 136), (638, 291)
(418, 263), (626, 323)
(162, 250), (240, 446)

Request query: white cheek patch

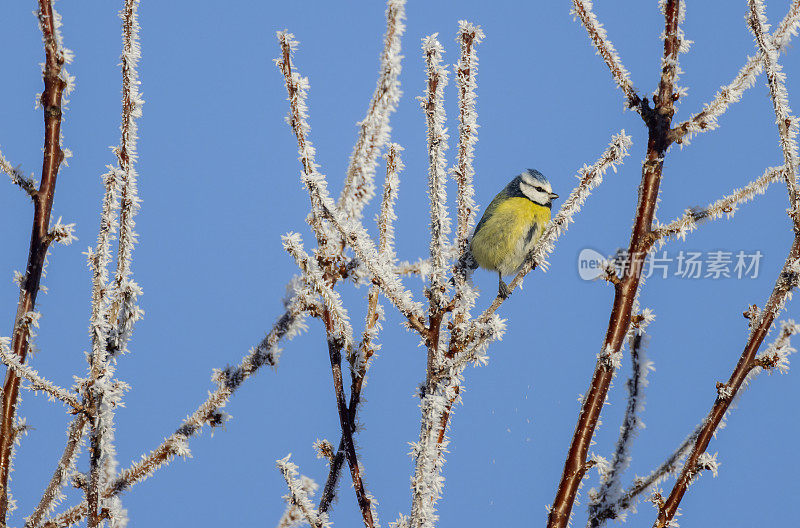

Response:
(520, 182), (547, 204)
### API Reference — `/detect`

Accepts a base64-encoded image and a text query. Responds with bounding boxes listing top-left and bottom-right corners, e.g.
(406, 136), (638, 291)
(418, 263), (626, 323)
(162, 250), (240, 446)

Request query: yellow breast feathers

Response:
(470, 197), (551, 276)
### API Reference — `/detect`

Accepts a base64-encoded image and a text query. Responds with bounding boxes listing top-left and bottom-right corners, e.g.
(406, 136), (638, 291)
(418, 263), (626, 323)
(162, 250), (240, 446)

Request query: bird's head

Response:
(513, 168), (559, 208)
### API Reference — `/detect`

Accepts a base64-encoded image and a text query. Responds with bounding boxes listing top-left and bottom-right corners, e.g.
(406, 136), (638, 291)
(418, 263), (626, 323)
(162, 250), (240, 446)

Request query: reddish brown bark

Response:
(546, 2), (682, 527)
(0, 1), (67, 521)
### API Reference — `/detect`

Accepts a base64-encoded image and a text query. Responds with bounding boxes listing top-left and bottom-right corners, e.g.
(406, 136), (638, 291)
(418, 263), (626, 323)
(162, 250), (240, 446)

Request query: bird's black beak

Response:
(549, 192), (559, 200)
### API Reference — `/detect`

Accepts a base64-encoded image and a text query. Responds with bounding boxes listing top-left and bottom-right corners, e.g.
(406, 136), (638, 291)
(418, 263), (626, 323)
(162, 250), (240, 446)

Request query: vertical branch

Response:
(409, 34), (451, 528)
(547, 3), (682, 527)
(421, 35), (451, 314)
(85, 3), (143, 526)
(449, 22), (484, 346)
(0, 1), (71, 520)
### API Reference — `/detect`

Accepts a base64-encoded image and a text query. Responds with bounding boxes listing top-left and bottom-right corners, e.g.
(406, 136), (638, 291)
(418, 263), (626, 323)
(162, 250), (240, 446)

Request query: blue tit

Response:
(469, 168), (558, 298)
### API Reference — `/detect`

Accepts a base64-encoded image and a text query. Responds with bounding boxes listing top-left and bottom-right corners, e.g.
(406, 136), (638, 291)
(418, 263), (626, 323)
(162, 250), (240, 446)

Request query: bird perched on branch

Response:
(468, 169), (558, 298)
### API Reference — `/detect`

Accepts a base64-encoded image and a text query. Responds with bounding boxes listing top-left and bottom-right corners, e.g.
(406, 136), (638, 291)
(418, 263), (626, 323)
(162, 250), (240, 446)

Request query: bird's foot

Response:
(498, 279), (511, 299)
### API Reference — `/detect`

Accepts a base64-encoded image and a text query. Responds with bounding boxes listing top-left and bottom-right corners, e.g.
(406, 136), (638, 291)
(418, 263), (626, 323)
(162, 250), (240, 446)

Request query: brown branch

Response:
(546, 3), (682, 527)
(322, 310), (375, 528)
(0, 1), (67, 521)
(654, 235), (800, 527)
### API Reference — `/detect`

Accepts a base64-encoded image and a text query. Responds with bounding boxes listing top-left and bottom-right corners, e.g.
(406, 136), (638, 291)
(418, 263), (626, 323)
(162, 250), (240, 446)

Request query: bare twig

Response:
(0, 1), (71, 519)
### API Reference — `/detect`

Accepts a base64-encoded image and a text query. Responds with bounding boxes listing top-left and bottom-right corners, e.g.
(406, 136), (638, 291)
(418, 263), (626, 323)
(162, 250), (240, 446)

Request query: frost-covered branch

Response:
(337, 0), (405, 224)
(318, 145), (404, 515)
(25, 415), (88, 528)
(277, 456), (331, 528)
(275, 31), (333, 250)
(0, 150), (36, 198)
(671, 0), (800, 144)
(421, 34), (451, 312)
(408, 33), (456, 528)
(37, 292), (311, 528)
(276, 33), (425, 334)
(654, 166), (784, 242)
(571, 0), (640, 109)
(748, 0), (800, 229)
(82, 4), (144, 525)
(655, 236), (800, 527)
(283, 233), (354, 352)
(277, 471), (320, 528)
(587, 309), (655, 527)
(449, 22), (484, 346)
(0, 0), (72, 519)
(0, 338), (82, 411)
(452, 22), (483, 262)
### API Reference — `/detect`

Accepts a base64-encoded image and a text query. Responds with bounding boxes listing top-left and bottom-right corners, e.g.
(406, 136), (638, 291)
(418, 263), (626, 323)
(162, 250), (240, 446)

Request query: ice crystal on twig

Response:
(748, 0), (800, 228)
(420, 34), (451, 311)
(277, 455), (331, 528)
(571, 1), (639, 108)
(338, 0), (406, 223)
(672, 1), (800, 143)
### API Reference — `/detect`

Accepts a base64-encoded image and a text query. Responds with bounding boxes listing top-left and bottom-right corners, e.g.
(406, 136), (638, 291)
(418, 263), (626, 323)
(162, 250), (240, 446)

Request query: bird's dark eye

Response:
(535, 186), (544, 192)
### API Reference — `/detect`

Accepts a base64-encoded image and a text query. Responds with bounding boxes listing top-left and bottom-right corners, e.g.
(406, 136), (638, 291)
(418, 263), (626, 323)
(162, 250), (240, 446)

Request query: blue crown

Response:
(522, 168), (549, 185)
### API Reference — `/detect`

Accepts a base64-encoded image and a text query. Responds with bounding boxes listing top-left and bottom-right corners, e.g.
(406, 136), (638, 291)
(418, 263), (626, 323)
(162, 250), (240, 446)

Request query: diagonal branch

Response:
(0, 150), (36, 198)
(654, 235), (800, 527)
(747, 0), (800, 229)
(571, 0), (641, 109)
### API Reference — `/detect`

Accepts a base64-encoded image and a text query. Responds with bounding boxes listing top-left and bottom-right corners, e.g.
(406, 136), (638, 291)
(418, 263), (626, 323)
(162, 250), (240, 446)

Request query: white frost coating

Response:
(450, 22), (484, 338)
(571, 0), (638, 106)
(282, 232), (354, 351)
(0, 149), (36, 195)
(276, 472), (321, 528)
(25, 415), (88, 528)
(420, 34), (451, 311)
(748, 0), (800, 225)
(452, 21), (484, 254)
(277, 456), (331, 528)
(743, 320), (799, 389)
(275, 32), (337, 252)
(655, 166), (784, 243)
(675, 1), (800, 142)
(338, 0), (406, 223)
(0, 336), (81, 410)
(305, 170), (426, 331)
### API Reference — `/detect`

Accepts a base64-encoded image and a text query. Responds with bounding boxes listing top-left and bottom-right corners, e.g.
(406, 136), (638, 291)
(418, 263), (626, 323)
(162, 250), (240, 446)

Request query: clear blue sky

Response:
(0, 1), (798, 527)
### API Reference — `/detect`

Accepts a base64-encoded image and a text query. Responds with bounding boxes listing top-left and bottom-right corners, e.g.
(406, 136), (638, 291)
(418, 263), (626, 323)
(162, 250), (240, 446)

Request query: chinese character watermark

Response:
(577, 248), (763, 281)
